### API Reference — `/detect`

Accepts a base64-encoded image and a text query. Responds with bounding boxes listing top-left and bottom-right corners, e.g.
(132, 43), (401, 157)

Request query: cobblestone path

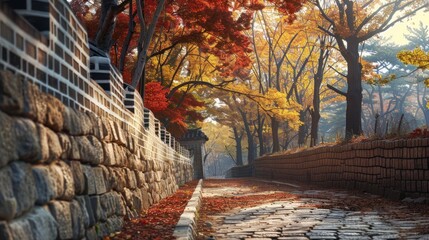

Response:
(197, 179), (429, 240)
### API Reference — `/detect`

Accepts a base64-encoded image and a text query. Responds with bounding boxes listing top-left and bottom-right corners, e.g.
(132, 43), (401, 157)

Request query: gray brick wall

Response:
(255, 139), (429, 199)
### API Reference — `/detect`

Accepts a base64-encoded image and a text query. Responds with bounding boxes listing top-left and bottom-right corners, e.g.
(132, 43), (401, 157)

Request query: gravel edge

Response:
(173, 179), (203, 240)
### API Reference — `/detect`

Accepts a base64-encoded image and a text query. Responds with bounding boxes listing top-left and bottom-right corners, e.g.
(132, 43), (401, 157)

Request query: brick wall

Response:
(254, 139), (429, 199)
(0, 1), (191, 163)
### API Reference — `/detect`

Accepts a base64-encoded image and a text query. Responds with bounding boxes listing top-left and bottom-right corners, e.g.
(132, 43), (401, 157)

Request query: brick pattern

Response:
(0, 0), (190, 164)
(254, 139), (429, 199)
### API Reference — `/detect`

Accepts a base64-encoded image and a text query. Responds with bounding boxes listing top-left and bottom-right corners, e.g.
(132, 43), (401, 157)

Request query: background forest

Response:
(71, 0), (429, 177)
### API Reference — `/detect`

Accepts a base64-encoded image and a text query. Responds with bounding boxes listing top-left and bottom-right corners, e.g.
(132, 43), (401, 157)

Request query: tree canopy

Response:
(70, 0), (429, 170)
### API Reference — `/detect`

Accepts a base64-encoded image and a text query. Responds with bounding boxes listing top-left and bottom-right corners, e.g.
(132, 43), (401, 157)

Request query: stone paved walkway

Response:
(197, 179), (429, 240)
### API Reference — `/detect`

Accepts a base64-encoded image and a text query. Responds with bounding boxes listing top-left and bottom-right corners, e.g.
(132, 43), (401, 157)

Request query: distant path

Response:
(197, 178), (429, 240)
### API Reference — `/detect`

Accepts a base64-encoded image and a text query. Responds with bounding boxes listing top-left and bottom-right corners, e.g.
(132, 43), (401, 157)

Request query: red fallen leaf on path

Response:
(106, 180), (199, 240)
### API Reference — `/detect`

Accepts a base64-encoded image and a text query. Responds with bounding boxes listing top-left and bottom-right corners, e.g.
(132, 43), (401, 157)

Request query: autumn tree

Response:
(74, 0), (305, 95)
(247, 8), (310, 152)
(313, 0), (428, 139)
(398, 48), (429, 124)
(401, 23), (429, 126)
(71, 0), (305, 140)
(360, 39), (412, 135)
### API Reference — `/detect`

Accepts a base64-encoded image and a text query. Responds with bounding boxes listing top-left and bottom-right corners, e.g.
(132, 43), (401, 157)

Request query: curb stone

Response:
(173, 179), (203, 240)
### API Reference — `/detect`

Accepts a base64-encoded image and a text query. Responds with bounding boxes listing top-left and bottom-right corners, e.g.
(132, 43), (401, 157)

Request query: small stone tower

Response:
(179, 128), (208, 179)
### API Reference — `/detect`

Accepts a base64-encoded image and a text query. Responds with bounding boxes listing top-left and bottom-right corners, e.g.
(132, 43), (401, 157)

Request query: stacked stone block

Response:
(0, 71), (193, 239)
(0, 1), (190, 164)
(254, 139), (429, 199)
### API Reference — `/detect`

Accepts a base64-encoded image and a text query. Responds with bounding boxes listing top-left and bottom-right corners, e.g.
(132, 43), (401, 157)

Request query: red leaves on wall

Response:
(409, 128), (429, 138)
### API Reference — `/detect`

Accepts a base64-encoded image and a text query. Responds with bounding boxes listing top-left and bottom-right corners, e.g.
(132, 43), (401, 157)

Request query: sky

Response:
(381, 10), (428, 46)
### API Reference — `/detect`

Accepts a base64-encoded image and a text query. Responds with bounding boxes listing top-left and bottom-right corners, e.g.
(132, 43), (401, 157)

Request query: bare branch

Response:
(313, 0), (335, 26)
(327, 84), (347, 96)
(328, 65), (347, 78)
(167, 79), (236, 98)
(360, 2), (429, 41)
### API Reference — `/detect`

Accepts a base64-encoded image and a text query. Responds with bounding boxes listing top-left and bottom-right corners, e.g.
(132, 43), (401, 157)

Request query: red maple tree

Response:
(144, 83), (205, 137)
(70, 0), (305, 136)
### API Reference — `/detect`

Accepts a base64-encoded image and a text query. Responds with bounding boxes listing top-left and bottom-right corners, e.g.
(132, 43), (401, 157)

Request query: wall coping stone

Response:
(173, 179), (203, 240)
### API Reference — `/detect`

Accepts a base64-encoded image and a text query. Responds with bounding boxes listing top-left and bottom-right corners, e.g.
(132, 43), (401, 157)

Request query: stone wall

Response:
(225, 165), (254, 178)
(0, 1), (191, 161)
(0, 72), (193, 239)
(254, 139), (429, 199)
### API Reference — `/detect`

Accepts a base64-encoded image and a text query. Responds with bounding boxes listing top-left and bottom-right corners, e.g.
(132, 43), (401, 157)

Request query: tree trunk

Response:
(345, 40), (363, 140)
(245, 128), (255, 164)
(310, 85), (321, 147)
(233, 127), (243, 166)
(239, 110), (255, 164)
(424, 110), (429, 127)
(95, 0), (118, 52)
(118, 4), (135, 72)
(310, 110), (320, 147)
(310, 38), (327, 147)
(271, 117), (280, 153)
(257, 112), (265, 156)
(131, 0), (167, 93)
(297, 110), (306, 146)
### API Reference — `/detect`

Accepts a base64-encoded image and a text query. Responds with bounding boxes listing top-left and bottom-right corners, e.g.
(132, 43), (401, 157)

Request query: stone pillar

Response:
(179, 128), (208, 179)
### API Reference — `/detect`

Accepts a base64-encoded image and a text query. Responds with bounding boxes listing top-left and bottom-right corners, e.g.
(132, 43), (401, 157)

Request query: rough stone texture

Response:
(8, 216), (34, 240)
(27, 207), (57, 240)
(82, 164), (97, 195)
(32, 166), (55, 205)
(63, 108), (90, 136)
(103, 142), (116, 166)
(38, 125), (62, 163)
(0, 72), (25, 116)
(13, 118), (41, 163)
(70, 200), (86, 239)
(123, 188), (138, 217)
(72, 135), (104, 164)
(0, 221), (12, 240)
(40, 94), (65, 132)
(86, 227), (97, 240)
(90, 196), (107, 222)
(47, 163), (65, 199)
(0, 77), (193, 239)
(0, 111), (17, 167)
(49, 201), (73, 240)
(125, 168), (137, 190)
(86, 111), (103, 140)
(10, 162), (37, 218)
(57, 161), (75, 200)
(57, 133), (72, 160)
(93, 166), (107, 194)
(70, 161), (85, 195)
(0, 166), (17, 220)
(254, 139), (429, 199)
(76, 195), (96, 227)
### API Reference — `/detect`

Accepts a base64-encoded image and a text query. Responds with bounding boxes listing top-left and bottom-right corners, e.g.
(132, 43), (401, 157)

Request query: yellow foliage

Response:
(223, 83), (303, 130)
(261, 88), (302, 129)
(397, 48), (429, 70)
(361, 58), (396, 85)
(398, 48), (429, 107)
